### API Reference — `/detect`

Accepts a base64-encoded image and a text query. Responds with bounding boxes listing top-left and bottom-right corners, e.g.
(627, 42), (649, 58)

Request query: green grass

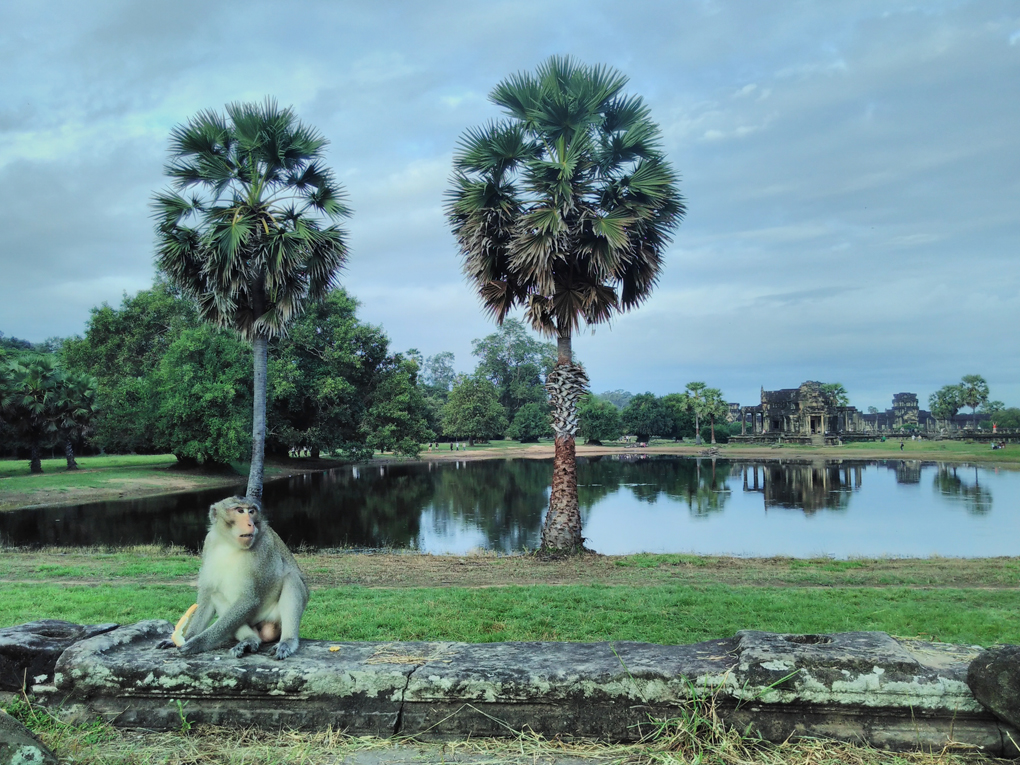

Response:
(0, 454), (180, 479)
(2, 581), (1016, 646)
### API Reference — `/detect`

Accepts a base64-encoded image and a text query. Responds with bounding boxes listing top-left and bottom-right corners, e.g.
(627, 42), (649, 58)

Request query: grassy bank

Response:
(0, 454), (344, 511)
(2, 550), (1018, 646)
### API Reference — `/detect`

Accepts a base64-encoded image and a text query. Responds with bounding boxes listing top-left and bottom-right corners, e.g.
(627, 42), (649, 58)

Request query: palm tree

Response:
(446, 56), (685, 552)
(702, 387), (727, 445)
(153, 99), (350, 500)
(55, 371), (97, 470)
(5, 356), (62, 473)
(958, 374), (989, 430)
(684, 382), (707, 445)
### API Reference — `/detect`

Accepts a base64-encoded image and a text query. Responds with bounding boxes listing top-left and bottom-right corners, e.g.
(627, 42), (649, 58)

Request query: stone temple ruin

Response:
(730, 382), (961, 444)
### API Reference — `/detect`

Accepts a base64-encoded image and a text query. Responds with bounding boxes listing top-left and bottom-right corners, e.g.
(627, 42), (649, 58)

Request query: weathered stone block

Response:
(42, 622), (1020, 756)
(0, 620), (117, 691)
(967, 644), (1020, 730)
(0, 709), (58, 765)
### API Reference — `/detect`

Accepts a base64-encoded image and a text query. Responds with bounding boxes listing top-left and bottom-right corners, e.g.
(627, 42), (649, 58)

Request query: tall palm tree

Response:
(154, 99), (350, 499)
(446, 56), (685, 551)
(702, 387), (727, 445)
(959, 374), (989, 430)
(684, 381), (707, 445)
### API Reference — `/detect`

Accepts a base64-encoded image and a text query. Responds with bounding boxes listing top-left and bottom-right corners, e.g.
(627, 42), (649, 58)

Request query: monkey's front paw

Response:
(231, 638), (260, 658)
(156, 638), (175, 650)
(273, 640), (297, 660)
(178, 639), (201, 656)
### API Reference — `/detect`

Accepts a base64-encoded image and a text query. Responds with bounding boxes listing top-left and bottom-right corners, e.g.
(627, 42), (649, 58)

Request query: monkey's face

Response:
(227, 501), (261, 549)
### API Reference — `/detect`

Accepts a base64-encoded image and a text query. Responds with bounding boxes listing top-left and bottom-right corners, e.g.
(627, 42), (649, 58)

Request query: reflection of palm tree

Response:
(934, 464), (992, 515)
(597, 456), (730, 517)
(430, 460), (552, 550)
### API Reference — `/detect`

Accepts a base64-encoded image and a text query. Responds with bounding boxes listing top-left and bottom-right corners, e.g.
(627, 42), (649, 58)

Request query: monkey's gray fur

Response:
(161, 497), (309, 659)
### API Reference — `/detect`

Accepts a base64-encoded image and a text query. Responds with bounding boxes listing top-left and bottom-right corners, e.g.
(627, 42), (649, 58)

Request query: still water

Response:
(1, 457), (1016, 557)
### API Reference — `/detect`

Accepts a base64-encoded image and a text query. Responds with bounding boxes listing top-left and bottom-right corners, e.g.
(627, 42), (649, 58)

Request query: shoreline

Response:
(2, 441), (1016, 512)
(391, 440), (1020, 465)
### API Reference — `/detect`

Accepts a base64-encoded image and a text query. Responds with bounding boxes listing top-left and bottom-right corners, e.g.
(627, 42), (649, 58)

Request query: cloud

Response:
(0, 0), (1017, 413)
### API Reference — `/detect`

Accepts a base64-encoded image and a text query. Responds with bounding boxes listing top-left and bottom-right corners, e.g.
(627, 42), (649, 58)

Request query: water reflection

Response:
(0, 457), (1015, 557)
(933, 464), (992, 515)
(742, 461), (859, 514)
(577, 456), (730, 517)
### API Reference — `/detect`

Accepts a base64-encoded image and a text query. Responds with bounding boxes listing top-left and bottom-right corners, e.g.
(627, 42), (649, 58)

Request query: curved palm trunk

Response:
(246, 336), (268, 501)
(710, 414), (716, 445)
(65, 438), (78, 470)
(540, 335), (587, 553)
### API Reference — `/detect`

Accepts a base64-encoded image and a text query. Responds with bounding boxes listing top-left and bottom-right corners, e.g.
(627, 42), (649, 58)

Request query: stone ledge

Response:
(38, 621), (1019, 756)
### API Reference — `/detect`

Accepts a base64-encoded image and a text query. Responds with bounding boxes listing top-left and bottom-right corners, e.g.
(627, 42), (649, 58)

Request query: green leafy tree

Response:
(660, 393), (696, 440)
(153, 98), (350, 500)
(989, 407), (1020, 429)
(419, 351), (457, 440)
(422, 351), (457, 394)
(958, 374), (989, 429)
(152, 326), (253, 466)
(4, 355), (62, 473)
(363, 353), (434, 457)
(447, 56), (684, 552)
(268, 289), (388, 461)
(622, 393), (671, 442)
(471, 319), (556, 424)
(441, 375), (508, 444)
(577, 394), (622, 444)
(596, 389), (634, 410)
(61, 281), (199, 454)
(929, 385), (964, 428)
(507, 401), (553, 443)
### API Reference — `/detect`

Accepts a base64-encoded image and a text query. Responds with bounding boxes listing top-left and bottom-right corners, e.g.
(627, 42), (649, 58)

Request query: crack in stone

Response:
(393, 662), (423, 735)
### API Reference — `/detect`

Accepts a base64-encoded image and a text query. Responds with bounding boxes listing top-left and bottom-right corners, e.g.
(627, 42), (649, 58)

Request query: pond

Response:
(1, 456), (1016, 558)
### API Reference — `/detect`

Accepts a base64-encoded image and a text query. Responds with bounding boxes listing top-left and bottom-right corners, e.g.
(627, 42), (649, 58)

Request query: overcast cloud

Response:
(1, 0), (1017, 411)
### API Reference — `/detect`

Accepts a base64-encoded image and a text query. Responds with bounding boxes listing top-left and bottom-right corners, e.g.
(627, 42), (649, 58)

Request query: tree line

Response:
(928, 374), (1019, 429)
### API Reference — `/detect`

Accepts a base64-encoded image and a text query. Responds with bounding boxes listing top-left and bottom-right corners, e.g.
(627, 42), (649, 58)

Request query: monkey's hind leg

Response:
(273, 573), (308, 660)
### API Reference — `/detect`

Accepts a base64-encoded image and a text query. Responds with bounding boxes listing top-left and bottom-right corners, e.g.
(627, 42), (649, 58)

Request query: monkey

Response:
(159, 496), (309, 660)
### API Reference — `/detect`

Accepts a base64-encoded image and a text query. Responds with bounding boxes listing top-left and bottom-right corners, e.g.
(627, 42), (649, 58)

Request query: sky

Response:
(1, 0), (1017, 412)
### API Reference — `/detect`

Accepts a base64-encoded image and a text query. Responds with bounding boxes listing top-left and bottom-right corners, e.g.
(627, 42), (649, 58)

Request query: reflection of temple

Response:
(742, 460), (861, 514)
(894, 460), (922, 484)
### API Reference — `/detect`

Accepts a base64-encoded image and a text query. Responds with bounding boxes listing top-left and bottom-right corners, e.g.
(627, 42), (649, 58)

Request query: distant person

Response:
(900, 441), (904, 451)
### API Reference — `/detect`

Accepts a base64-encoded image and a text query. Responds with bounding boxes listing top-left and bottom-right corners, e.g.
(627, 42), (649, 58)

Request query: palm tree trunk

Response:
(30, 443), (42, 474)
(65, 438), (78, 470)
(540, 334), (587, 553)
(246, 336), (268, 501)
(710, 414), (716, 444)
